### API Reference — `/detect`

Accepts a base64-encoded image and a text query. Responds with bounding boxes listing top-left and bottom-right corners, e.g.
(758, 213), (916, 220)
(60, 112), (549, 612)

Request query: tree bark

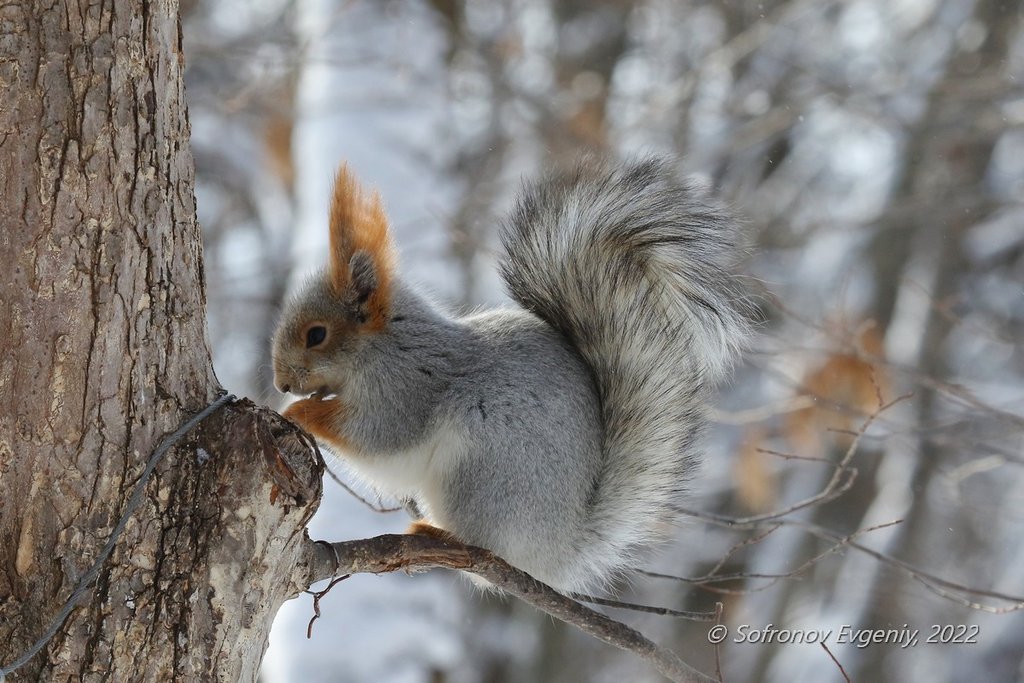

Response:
(0, 2), (321, 680)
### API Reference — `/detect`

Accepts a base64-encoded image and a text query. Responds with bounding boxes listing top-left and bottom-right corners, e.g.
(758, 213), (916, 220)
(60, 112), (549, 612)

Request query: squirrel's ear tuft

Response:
(327, 164), (395, 330)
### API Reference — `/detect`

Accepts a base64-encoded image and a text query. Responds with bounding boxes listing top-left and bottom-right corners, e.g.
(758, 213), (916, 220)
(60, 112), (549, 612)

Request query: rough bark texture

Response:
(0, 2), (321, 680)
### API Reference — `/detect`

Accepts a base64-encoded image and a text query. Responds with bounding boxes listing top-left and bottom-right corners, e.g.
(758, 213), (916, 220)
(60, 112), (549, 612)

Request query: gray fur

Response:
(273, 156), (751, 593)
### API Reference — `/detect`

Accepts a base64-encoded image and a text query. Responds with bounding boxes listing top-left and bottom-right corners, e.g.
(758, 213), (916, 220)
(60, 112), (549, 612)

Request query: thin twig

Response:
(570, 594), (718, 621)
(674, 509), (1024, 613)
(643, 520), (901, 595)
(756, 447), (831, 463)
(773, 299), (1024, 429)
(795, 522), (1024, 613)
(713, 602), (725, 683)
(820, 642), (851, 683)
(676, 394), (911, 527)
(322, 461), (401, 513)
(305, 574), (350, 638)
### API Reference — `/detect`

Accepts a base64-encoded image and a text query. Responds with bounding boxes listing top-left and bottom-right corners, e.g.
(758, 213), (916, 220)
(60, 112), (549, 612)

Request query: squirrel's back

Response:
(500, 156), (752, 589)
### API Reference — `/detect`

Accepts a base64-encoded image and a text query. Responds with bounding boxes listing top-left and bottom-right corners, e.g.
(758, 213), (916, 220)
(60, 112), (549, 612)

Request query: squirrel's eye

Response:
(305, 326), (327, 348)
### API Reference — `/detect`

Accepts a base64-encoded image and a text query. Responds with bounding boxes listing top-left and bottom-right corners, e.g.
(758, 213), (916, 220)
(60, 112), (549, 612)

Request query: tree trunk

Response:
(0, 2), (321, 680)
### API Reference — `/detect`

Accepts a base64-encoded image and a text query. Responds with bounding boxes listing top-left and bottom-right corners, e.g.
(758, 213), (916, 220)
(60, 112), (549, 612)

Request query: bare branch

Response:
(569, 594), (718, 621)
(298, 534), (717, 683)
(793, 521), (1024, 613)
(642, 520), (902, 595)
(820, 642), (851, 683)
(675, 394), (911, 527)
(674, 508), (1024, 613)
(712, 602), (725, 683)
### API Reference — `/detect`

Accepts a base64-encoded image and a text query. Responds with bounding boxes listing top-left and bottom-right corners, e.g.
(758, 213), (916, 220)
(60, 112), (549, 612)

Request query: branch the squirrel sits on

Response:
(272, 157), (752, 593)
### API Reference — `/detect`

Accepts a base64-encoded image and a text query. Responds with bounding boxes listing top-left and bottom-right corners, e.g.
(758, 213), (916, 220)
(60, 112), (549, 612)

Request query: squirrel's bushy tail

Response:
(501, 156), (752, 589)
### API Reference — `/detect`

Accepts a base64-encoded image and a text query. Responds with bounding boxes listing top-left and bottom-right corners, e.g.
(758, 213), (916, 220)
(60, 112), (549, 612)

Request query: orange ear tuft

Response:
(328, 164), (396, 330)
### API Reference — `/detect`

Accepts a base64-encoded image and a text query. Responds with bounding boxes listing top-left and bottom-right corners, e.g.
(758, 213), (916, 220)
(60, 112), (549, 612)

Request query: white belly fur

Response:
(335, 420), (468, 528)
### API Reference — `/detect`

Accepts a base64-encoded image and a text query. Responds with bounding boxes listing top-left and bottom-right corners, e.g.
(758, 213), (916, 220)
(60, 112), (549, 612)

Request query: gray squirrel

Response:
(272, 157), (751, 593)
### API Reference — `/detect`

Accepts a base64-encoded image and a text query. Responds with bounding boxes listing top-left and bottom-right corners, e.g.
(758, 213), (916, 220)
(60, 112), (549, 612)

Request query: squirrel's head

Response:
(272, 165), (395, 398)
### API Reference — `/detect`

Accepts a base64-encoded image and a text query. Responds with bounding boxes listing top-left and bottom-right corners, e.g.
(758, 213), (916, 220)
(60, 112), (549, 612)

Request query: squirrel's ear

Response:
(349, 249), (379, 323)
(327, 165), (395, 330)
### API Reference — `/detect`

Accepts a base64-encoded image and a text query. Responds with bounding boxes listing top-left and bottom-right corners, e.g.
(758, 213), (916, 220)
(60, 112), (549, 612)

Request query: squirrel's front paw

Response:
(282, 397), (352, 450)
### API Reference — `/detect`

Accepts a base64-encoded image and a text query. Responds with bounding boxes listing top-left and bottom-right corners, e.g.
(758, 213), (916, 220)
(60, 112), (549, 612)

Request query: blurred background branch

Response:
(180, 0), (1024, 680)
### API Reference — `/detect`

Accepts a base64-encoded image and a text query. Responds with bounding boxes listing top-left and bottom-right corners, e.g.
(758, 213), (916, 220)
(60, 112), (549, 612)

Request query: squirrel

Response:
(272, 157), (752, 593)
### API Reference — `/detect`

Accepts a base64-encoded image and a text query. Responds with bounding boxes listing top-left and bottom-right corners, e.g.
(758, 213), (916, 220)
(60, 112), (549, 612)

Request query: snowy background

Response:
(181, 0), (1024, 681)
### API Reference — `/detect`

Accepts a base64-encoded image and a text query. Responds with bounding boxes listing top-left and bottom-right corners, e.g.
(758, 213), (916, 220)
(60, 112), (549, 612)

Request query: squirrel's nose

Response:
(277, 382), (291, 394)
